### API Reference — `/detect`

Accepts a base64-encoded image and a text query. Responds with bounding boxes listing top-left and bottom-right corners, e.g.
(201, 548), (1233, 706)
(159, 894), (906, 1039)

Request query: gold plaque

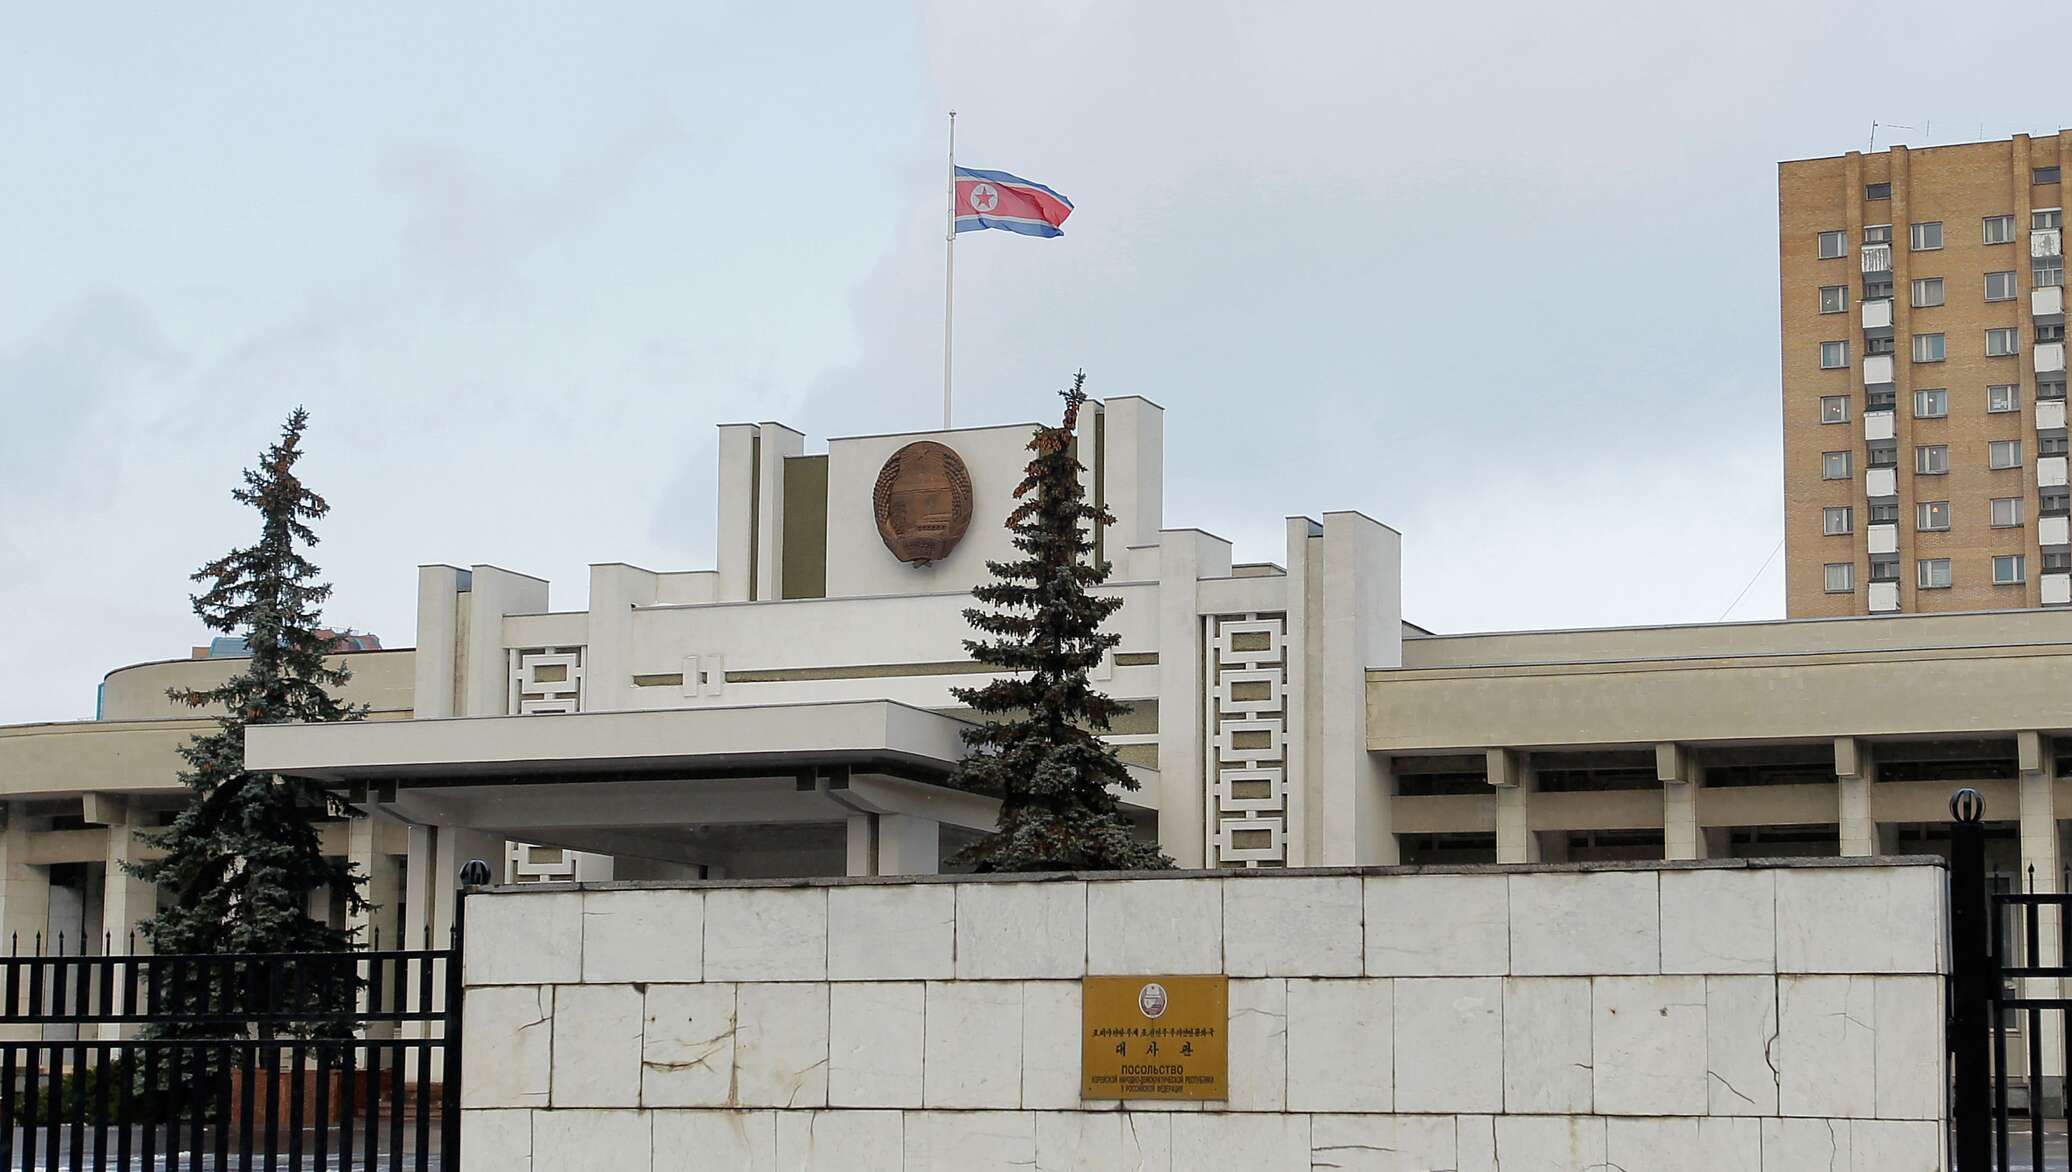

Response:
(1080, 975), (1228, 1100)
(872, 440), (974, 566)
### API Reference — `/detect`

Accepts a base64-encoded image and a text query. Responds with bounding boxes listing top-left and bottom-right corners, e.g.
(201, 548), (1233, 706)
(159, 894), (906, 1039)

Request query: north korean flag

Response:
(953, 166), (1074, 238)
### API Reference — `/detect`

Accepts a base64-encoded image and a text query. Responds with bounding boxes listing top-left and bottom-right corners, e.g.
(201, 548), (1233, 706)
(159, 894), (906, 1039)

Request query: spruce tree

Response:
(131, 408), (369, 972)
(948, 374), (1173, 872)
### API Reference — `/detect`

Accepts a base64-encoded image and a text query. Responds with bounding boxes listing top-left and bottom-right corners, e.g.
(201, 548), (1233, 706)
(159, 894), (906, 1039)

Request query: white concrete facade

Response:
(245, 396), (1406, 905)
(458, 860), (1951, 1172)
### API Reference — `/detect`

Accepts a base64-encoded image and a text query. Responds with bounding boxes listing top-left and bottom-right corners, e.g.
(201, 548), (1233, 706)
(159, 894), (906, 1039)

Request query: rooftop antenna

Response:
(1871, 121), (1917, 152)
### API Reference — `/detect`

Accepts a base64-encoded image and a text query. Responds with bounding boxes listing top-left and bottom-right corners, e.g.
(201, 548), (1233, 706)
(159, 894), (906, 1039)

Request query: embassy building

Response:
(4, 395), (2072, 975)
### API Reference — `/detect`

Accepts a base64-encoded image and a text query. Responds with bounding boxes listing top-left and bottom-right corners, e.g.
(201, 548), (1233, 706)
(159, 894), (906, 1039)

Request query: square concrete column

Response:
(89, 797), (155, 954)
(844, 814), (940, 876)
(1658, 743), (1706, 861)
(348, 813), (401, 949)
(1835, 737), (1877, 857)
(347, 813), (401, 1043)
(0, 805), (49, 1043)
(433, 826), (504, 949)
(1489, 749), (1540, 864)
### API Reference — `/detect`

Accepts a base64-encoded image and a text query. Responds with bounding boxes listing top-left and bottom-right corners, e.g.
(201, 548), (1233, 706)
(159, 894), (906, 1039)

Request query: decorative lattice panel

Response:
(509, 646), (584, 714)
(1207, 614), (1288, 867)
(508, 842), (575, 882)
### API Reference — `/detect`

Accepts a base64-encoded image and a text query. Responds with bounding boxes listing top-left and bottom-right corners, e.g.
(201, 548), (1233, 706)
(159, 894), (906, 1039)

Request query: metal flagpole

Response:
(943, 110), (957, 430)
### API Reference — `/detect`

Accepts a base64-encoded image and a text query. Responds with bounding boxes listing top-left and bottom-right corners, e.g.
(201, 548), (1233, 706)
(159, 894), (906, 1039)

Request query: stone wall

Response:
(457, 858), (1949, 1171)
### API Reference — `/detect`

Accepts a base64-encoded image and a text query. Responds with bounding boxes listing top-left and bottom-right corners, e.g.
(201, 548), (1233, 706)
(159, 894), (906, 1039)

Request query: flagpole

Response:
(942, 110), (957, 430)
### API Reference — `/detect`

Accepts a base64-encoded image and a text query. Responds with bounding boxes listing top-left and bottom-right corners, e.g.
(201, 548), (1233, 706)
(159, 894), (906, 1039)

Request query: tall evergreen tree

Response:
(948, 374), (1173, 872)
(131, 408), (369, 964)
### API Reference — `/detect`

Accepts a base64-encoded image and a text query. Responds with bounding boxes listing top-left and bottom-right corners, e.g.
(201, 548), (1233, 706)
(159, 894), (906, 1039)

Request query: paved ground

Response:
(1975, 1120), (2070, 1170)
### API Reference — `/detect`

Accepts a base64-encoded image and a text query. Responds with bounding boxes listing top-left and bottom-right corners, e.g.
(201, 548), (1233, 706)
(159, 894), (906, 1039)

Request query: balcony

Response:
(1864, 354), (1895, 385)
(1867, 523), (1898, 555)
(2041, 400), (2068, 431)
(1861, 298), (1893, 330)
(1868, 581), (1901, 612)
(2042, 515), (2071, 547)
(2039, 342), (2067, 374)
(1862, 243), (1893, 273)
(2037, 286), (2066, 318)
(2044, 573), (2072, 607)
(1863, 409), (1894, 442)
(2033, 229), (2063, 259)
(1867, 467), (1898, 497)
(2041, 456), (2070, 488)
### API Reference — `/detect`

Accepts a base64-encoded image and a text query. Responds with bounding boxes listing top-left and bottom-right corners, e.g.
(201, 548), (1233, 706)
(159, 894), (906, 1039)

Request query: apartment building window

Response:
(1985, 215), (2016, 244)
(1865, 336), (1895, 356)
(2036, 168), (2062, 185)
(1818, 230), (1846, 259)
(2041, 323), (2066, 343)
(2036, 208), (2064, 229)
(1865, 225), (1893, 245)
(1865, 182), (1892, 201)
(1822, 450), (1852, 479)
(1913, 333), (1946, 362)
(1868, 500), (1900, 523)
(2044, 434), (2070, 456)
(1820, 341), (1849, 368)
(1989, 384), (2020, 412)
(1818, 285), (1847, 313)
(1865, 277), (1895, 300)
(1910, 221), (1943, 251)
(2041, 380), (2068, 401)
(2036, 260), (2065, 288)
(1990, 439), (2023, 469)
(1991, 497), (2024, 527)
(1824, 563), (1855, 593)
(1916, 444), (1949, 474)
(1986, 271), (2018, 301)
(1870, 554), (1900, 581)
(1911, 277), (1944, 307)
(1918, 558), (1953, 588)
(1820, 395), (1850, 423)
(2047, 550), (2072, 572)
(1993, 554), (2027, 585)
(1916, 501), (1951, 531)
(1868, 441), (1898, 467)
(1913, 388), (1948, 418)
(1986, 328), (2019, 356)
(1867, 389), (1897, 411)
(2045, 486), (2072, 515)
(1823, 506), (1854, 536)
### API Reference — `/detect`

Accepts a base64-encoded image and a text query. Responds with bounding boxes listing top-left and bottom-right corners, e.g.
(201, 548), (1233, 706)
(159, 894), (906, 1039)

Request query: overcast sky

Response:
(3, 2), (2066, 724)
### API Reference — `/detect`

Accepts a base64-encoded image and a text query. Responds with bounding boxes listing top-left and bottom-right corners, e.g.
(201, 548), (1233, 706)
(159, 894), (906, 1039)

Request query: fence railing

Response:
(0, 891), (473, 1171)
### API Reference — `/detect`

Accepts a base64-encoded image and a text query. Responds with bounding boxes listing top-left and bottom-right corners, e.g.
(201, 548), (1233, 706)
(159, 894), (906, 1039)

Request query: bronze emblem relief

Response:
(873, 441), (974, 565)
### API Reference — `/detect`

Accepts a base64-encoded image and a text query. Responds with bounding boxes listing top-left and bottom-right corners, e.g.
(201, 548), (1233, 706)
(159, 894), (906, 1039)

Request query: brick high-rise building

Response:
(1781, 134), (2072, 616)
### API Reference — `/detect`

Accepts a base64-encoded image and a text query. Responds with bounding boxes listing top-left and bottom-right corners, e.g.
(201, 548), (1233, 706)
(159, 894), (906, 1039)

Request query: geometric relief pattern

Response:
(509, 646), (585, 714)
(507, 841), (576, 882)
(1206, 613), (1287, 867)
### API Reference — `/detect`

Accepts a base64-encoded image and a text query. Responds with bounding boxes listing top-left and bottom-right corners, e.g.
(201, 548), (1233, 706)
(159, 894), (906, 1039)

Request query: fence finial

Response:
(459, 859), (492, 887)
(1951, 787), (1985, 824)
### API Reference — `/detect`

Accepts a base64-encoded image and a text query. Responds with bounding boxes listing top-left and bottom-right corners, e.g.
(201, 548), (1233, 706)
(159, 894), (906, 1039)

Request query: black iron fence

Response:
(1950, 787), (2069, 1169)
(0, 900), (468, 1171)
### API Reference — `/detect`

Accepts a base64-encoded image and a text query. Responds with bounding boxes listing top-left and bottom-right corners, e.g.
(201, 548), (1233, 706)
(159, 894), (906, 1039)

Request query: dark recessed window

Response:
(2037, 166), (2061, 184)
(1866, 182), (1892, 200)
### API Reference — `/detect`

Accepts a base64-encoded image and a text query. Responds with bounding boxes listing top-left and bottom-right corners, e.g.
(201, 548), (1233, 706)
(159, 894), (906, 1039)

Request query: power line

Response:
(1716, 537), (1785, 622)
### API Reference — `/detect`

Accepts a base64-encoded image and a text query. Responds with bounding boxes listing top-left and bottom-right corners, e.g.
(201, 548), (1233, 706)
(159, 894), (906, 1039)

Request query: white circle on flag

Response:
(967, 183), (1000, 213)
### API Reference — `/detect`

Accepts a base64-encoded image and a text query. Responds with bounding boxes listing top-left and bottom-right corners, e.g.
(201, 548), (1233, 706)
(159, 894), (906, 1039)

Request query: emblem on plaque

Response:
(1137, 982), (1169, 1019)
(873, 441), (974, 565)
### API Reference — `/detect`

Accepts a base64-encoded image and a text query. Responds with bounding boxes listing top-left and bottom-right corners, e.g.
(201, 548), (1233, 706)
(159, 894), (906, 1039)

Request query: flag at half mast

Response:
(953, 166), (1074, 238)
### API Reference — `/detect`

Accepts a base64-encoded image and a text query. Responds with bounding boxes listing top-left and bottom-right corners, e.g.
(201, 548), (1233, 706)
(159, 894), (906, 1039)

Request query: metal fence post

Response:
(1949, 787), (1990, 1170)
(443, 859), (489, 1169)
